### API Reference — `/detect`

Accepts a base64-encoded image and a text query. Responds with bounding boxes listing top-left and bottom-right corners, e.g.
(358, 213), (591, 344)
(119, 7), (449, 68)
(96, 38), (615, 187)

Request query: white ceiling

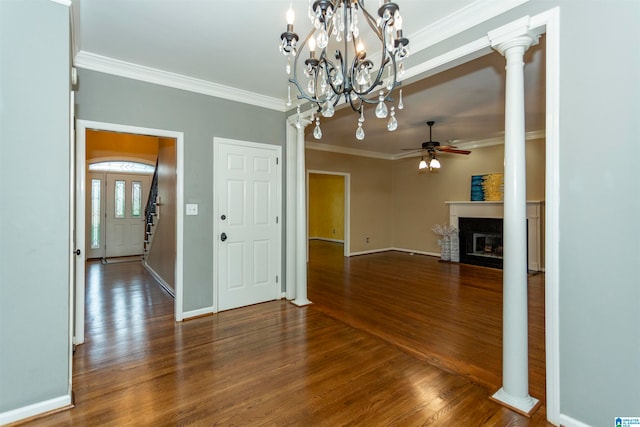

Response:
(72, 0), (544, 156)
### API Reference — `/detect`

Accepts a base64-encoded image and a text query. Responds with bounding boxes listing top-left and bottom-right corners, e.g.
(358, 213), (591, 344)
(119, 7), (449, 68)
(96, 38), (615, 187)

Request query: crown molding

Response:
(448, 129), (546, 150)
(49, 0), (71, 6)
(305, 141), (394, 160)
(408, 0), (529, 56)
(74, 51), (285, 112)
(306, 130), (545, 161)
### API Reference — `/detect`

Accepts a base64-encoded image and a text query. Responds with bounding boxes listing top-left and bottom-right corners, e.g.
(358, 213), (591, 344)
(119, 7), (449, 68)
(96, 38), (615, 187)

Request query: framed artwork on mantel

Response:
(470, 173), (504, 201)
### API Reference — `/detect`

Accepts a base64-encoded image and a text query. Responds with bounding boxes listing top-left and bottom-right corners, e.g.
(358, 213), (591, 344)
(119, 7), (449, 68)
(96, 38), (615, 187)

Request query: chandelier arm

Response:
(341, 3), (351, 92)
(349, 56), (389, 97)
(356, 0), (384, 39)
(320, 54), (346, 98)
(289, 27), (327, 105)
(289, 78), (321, 105)
(352, 16), (400, 98)
(347, 92), (363, 113)
(382, 53), (401, 100)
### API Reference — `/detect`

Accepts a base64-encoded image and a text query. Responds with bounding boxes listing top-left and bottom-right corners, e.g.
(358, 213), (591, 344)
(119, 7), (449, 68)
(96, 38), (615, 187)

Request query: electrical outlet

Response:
(333, 229), (336, 234)
(366, 237), (370, 243)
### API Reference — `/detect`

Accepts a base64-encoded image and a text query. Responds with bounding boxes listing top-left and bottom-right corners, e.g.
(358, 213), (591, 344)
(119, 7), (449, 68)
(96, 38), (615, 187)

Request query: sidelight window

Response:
(115, 180), (125, 219)
(90, 179), (101, 249)
(132, 181), (142, 218)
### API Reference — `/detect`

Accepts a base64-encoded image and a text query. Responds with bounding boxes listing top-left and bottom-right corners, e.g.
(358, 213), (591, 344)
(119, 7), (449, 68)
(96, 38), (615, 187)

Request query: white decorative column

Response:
(488, 18), (540, 415)
(285, 118), (298, 301)
(291, 113), (312, 307)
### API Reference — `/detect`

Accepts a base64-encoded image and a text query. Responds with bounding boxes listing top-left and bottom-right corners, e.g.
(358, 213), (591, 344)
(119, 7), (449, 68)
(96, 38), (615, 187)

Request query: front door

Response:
(215, 138), (281, 311)
(105, 173), (151, 258)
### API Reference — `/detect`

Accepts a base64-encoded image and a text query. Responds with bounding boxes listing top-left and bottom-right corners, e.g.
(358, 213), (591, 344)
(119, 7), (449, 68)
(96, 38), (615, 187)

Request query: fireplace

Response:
(446, 201), (543, 271)
(459, 218), (504, 269)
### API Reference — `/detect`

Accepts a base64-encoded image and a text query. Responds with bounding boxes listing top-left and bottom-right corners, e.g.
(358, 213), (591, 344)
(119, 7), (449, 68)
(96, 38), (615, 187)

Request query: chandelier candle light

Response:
(280, 0), (410, 140)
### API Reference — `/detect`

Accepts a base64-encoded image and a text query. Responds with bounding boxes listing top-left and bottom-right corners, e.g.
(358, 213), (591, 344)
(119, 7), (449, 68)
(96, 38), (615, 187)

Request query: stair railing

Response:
(144, 159), (159, 254)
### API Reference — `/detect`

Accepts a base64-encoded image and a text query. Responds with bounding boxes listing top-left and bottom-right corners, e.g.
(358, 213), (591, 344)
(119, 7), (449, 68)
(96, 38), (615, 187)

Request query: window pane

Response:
(132, 181), (142, 218)
(115, 180), (125, 219)
(91, 179), (101, 249)
(89, 161), (154, 174)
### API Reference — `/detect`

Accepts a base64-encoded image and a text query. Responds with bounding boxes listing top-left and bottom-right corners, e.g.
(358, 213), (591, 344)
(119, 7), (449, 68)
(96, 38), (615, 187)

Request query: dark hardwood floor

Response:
(15, 242), (550, 426)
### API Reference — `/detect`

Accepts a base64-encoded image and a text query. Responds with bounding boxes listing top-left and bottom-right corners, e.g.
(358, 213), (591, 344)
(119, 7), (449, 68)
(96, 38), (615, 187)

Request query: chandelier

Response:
(279, 0), (410, 140)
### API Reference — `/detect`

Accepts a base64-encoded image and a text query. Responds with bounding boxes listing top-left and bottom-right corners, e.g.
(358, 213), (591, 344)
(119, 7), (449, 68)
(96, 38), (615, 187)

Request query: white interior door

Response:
(215, 138), (281, 311)
(105, 173), (150, 258)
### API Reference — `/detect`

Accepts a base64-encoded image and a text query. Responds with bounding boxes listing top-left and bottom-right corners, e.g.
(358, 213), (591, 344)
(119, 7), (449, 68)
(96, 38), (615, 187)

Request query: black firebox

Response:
(459, 217), (504, 269)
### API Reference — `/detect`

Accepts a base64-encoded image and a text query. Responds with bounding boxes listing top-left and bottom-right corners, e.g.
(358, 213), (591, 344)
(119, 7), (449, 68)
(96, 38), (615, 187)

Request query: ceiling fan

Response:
(404, 121), (471, 170)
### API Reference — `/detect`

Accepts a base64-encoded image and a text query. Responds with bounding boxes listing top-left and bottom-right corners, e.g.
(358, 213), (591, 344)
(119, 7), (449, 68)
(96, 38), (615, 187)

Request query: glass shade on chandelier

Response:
(280, 0), (409, 140)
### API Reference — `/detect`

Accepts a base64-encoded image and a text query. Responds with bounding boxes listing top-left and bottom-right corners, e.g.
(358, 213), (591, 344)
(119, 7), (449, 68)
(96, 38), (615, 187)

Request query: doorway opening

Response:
(307, 170), (350, 258)
(75, 120), (185, 347)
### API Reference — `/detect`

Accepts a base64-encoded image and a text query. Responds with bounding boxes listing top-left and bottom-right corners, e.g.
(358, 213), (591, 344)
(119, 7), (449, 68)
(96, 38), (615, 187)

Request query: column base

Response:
(490, 388), (541, 417)
(290, 298), (312, 307)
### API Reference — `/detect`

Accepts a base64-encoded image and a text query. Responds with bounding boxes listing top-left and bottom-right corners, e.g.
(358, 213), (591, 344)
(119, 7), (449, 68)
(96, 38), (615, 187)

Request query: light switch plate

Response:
(186, 203), (198, 216)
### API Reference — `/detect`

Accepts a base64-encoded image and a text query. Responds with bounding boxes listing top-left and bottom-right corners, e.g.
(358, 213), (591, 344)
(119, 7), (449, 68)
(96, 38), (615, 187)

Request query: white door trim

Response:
(213, 137), (282, 313)
(306, 170), (350, 257)
(75, 120), (185, 345)
(285, 7), (560, 424)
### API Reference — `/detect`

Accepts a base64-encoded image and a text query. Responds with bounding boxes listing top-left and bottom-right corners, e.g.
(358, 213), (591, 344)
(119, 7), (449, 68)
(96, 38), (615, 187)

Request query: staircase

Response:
(143, 160), (159, 261)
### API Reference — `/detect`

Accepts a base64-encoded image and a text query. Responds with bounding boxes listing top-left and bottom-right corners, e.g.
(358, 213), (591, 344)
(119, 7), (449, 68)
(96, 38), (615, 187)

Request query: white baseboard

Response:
(349, 247), (394, 256)
(0, 394), (72, 425)
(349, 247), (441, 258)
(559, 414), (593, 427)
(143, 262), (175, 297)
(182, 306), (214, 319)
(309, 237), (344, 243)
(390, 247), (441, 258)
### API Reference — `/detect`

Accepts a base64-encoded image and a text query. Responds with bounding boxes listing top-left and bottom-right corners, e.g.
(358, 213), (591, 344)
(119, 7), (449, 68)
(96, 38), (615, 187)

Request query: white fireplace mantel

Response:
(446, 200), (543, 271)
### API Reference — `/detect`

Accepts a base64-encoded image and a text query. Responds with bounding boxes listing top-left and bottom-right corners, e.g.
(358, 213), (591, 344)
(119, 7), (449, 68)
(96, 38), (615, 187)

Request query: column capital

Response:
(488, 16), (539, 56)
(287, 108), (313, 129)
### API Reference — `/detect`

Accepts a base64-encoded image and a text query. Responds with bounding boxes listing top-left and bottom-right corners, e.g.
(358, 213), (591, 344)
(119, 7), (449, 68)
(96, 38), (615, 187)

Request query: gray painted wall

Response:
(75, 70), (286, 311)
(557, 0), (640, 424)
(0, 0), (71, 413)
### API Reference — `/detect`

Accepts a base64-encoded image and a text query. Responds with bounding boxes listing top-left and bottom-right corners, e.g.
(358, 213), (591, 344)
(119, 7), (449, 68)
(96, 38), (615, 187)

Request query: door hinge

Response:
(276, 216), (279, 224)
(276, 157), (279, 165)
(276, 275), (279, 283)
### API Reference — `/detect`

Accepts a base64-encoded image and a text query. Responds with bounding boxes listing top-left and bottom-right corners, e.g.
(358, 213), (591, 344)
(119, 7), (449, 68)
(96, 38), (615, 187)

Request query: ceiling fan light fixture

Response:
(429, 156), (441, 169)
(418, 157), (428, 170)
(280, 0), (409, 140)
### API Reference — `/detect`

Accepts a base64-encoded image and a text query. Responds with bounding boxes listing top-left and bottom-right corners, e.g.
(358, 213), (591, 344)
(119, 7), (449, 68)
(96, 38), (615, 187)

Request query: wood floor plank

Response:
(13, 246), (551, 426)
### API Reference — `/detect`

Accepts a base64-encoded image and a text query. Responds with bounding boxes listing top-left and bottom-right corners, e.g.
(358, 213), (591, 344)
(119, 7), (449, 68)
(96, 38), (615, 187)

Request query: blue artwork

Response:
(470, 175), (485, 201)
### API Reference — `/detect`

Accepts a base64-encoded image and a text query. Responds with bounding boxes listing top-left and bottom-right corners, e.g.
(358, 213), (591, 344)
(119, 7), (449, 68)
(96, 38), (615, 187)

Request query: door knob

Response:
(221, 214), (226, 220)
(74, 249), (81, 256)
(220, 232), (227, 242)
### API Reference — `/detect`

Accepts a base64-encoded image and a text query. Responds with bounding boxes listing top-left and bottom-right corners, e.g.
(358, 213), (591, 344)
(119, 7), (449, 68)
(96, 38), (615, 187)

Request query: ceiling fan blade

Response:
(437, 146), (471, 155)
(400, 148), (426, 151)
